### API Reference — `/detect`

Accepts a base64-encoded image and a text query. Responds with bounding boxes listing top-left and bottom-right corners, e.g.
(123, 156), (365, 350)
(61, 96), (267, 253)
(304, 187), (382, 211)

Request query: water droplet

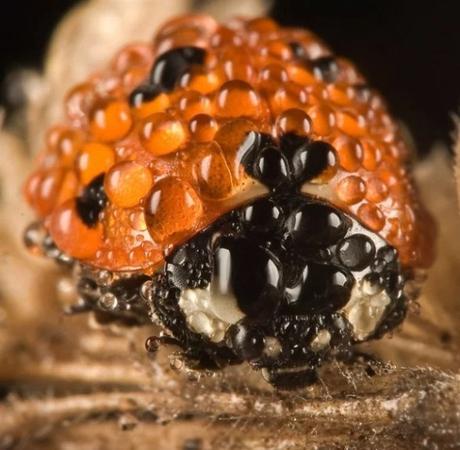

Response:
(145, 336), (159, 353)
(169, 354), (185, 372)
(95, 269), (113, 286)
(98, 292), (118, 311)
(140, 280), (154, 302)
(23, 221), (47, 255)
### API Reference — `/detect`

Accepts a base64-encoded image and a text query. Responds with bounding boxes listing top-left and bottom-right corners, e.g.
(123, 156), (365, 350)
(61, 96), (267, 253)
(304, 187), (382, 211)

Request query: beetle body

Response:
(24, 15), (435, 388)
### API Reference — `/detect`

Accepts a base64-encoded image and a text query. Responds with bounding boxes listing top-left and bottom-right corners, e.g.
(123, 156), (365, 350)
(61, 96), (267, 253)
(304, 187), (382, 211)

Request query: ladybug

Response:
(23, 15), (435, 389)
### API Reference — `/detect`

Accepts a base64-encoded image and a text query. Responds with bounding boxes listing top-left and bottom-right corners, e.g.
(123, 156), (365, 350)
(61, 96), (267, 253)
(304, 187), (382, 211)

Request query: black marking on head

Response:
(285, 262), (353, 313)
(75, 174), (107, 227)
(213, 235), (282, 318)
(150, 46), (206, 92)
(310, 56), (339, 83)
(150, 191), (405, 375)
(284, 202), (351, 250)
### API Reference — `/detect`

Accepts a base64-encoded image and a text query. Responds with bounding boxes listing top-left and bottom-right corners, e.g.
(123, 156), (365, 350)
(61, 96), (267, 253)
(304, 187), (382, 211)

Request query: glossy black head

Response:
(150, 186), (407, 388)
(140, 130), (407, 389)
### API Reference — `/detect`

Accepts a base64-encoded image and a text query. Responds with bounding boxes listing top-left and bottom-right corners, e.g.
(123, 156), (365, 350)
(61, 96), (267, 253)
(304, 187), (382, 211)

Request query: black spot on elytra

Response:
(151, 190), (406, 388)
(129, 46), (206, 106)
(150, 46), (206, 92)
(353, 83), (372, 103)
(129, 84), (163, 107)
(289, 41), (307, 59)
(310, 56), (339, 83)
(289, 43), (339, 84)
(76, 174), (107, 227)
(280, 134), (335, 184)
(240, 132), (336, 191)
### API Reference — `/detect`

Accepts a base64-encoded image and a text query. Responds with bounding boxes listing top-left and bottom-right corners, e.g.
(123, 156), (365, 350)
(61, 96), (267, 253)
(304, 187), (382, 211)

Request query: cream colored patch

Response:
(263, 337), (282, 358)
(300, 183), (335, 202)
(341, 280), (391, 341)
(310, 329), (331, 352)
(227, 179), (268, 209)
(178, 287), (245, 343)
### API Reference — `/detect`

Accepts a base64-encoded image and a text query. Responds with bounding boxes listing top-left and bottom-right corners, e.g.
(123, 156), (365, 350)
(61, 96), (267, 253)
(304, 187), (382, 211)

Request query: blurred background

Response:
(1, 0), (459, 154)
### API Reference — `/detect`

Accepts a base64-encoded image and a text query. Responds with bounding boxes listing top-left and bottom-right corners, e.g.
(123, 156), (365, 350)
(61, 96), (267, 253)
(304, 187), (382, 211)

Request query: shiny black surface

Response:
(2, 1), (459, 153)
(75, 173), (107, 227)
(128, 84), (163, 107)
(310, 56), (339, 83)
(240, 132), (334, 191)
(150, 190), (406, 388)
(150, 46), (206, 91)
(148, 127), (407, 388)
(337, 235), (376, 271)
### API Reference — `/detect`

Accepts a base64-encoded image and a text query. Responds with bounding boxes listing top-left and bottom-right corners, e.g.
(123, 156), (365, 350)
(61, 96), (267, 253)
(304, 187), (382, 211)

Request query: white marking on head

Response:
(341, 279), (390, 341)
(178, 286), (245, 343)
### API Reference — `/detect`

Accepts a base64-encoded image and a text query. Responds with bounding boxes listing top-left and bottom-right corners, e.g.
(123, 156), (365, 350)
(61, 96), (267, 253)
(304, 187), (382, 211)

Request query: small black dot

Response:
(440, 331), (452, 344)
(75, 173), (107, 227)
(310, 56), (339, 83)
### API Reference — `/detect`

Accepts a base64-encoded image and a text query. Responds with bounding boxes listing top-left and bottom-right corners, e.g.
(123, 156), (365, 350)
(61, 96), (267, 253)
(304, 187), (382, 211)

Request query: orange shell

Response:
(24, 14), (435, 272)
